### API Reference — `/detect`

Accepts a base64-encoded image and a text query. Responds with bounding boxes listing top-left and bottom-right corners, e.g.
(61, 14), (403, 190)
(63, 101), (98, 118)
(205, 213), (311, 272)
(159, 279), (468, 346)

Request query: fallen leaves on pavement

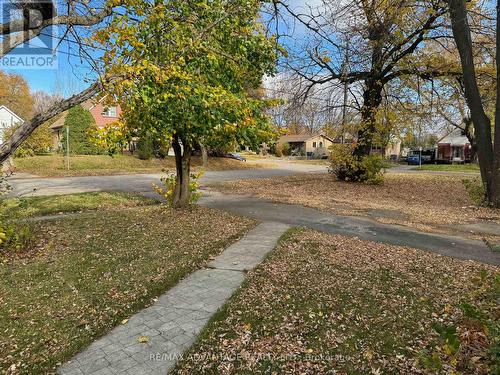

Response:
(214, 173), (500, 240)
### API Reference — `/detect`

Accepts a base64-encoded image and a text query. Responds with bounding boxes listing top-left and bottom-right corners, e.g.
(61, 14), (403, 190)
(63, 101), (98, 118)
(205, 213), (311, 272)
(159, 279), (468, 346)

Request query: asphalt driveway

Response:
(200, 192), (500, 266)
(5, 161), (498, 265)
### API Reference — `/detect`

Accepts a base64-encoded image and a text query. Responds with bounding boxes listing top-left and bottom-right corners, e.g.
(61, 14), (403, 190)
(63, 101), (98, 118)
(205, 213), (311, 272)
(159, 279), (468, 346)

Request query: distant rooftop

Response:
(438, 128), (470, 146)
(278, 133), (335, 143)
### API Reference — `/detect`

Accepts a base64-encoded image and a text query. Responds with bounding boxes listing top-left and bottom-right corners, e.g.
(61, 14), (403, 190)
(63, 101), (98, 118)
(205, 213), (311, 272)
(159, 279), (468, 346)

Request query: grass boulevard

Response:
(0, 192), (256, 373)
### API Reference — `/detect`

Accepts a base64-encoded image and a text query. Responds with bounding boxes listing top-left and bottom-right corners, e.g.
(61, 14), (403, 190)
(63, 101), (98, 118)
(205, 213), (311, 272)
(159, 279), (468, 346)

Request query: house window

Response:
(453, 147), (462, 159)
(319, 141), (323, 148)
(312, 141), (317, 148)
(102, 106), (117, 117)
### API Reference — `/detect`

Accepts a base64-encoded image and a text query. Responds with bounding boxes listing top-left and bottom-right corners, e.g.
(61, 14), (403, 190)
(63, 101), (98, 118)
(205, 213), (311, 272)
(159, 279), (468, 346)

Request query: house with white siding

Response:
(0, 105), (24, 143)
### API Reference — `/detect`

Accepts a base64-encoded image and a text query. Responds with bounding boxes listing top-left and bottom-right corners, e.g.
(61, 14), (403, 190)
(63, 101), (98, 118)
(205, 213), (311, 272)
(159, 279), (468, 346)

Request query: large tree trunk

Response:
(171, 134), (191, 208)
(492, 0), (500, 206)
(353, 79), (383, 157)
(449, 0), (495, 203)
(199, 142), (208, 168)
(462, 117), (478, 162)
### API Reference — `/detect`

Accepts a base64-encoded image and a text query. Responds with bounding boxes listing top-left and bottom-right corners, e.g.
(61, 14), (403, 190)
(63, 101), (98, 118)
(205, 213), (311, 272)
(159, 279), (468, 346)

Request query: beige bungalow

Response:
(277, 133), (335, 158)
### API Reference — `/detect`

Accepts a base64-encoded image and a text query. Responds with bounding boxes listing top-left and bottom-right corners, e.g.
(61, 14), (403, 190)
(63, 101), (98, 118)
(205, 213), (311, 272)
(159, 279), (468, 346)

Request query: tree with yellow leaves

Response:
(0, 71), (34, 121)
(95, 0), (278, 207)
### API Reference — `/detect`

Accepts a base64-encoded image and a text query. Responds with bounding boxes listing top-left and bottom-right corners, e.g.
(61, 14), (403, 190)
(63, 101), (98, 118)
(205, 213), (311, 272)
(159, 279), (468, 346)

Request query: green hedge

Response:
(61, 105), (103, 155)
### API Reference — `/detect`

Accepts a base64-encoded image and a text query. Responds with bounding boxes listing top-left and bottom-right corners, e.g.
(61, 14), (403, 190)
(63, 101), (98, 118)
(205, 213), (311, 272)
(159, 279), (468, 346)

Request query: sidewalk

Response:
(58, 222), (289, 375)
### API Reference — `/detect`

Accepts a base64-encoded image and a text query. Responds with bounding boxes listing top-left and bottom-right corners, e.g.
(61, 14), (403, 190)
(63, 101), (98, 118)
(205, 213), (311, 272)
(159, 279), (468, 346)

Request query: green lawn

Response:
(0, 197), (256, 374)
(413, 163), (480, 172)
(289, 158), (329, 165)
(1, 192), (157, 219)
(173, 228), (499, 375)
(13, 154), (268, 177)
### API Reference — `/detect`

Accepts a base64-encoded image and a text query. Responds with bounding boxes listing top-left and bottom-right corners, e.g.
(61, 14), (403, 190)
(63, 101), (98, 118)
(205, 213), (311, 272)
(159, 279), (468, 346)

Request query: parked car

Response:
(407, 149), (435, 165)
(407, 154), (421, 165)
(225, 153), (246, 162)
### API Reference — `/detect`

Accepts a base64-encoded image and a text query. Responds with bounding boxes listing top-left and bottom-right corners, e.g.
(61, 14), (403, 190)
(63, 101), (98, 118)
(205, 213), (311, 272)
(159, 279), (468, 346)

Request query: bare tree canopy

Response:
(264, 73), (353, 136)
(268, 0), (462, 161)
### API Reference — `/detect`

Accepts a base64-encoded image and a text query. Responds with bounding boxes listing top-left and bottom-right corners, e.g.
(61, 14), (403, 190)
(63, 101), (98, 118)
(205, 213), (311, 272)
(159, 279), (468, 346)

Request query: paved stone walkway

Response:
(58, 222), (289, 375)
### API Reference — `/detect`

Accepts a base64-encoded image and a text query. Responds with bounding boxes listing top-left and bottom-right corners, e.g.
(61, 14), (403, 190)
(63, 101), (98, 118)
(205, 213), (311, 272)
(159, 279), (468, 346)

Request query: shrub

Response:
(152, 138), (170, 159)
(62, 105), (104, 155)
(328, 143), (384, 184)
(0, 176), (12, 251)
(462, 177), (485, 205)
(137, 135), (154, 160)
(89, 121), (128, 156)
(275, 143), (283, 157)
(0, 220), (31, 252)
(4, 122), (53, 157)
(282, 142), (290, 156)
(0, 176), (31, 253)
(358, 153), (384, 184)
(153, 170), (203, 206)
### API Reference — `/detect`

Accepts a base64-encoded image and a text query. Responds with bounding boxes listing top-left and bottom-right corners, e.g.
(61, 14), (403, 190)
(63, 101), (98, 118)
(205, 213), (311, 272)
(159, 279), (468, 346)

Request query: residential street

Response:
(7, 161), (326, 197)
(7, 163), (499, 266)
(7, 160), (482, 198)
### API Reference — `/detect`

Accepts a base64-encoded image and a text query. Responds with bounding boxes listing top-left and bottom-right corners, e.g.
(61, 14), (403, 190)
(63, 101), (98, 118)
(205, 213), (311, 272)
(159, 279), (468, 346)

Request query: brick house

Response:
(436, 128), (471, 163)
(50, 98), (121, 150)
